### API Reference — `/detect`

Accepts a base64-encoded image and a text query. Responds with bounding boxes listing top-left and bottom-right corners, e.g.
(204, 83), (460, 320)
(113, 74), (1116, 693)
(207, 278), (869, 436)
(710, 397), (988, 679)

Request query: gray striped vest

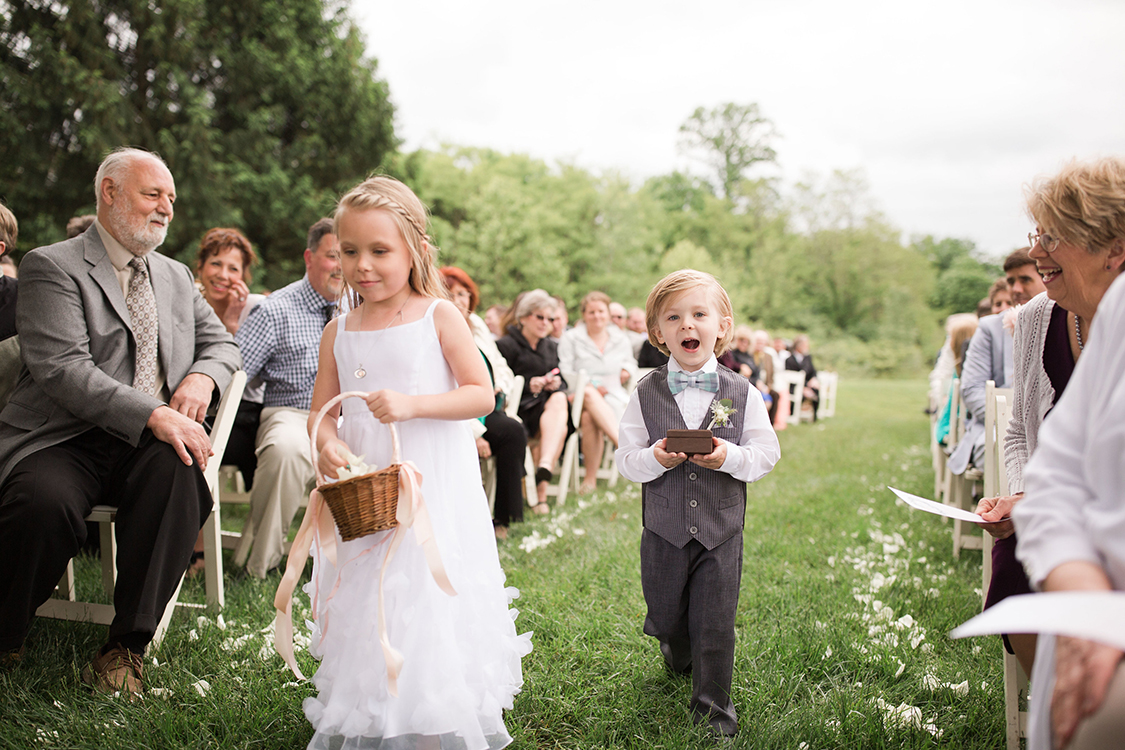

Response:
(637, 364), (749, 550)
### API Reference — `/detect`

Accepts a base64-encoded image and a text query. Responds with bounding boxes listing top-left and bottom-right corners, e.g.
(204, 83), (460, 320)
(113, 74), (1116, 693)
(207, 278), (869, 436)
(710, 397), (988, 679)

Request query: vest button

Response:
(690, 500), (698, 508)
(688, 472), (698, 481)
(689, 526), (698, 535)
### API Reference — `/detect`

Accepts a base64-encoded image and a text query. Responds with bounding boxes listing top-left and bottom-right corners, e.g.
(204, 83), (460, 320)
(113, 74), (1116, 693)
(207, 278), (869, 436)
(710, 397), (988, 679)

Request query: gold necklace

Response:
(353, 298), (408, 379)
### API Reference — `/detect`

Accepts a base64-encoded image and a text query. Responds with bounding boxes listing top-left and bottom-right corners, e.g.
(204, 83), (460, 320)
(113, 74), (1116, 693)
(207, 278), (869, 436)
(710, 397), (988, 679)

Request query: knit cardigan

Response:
(1004, 292), (1056, 495)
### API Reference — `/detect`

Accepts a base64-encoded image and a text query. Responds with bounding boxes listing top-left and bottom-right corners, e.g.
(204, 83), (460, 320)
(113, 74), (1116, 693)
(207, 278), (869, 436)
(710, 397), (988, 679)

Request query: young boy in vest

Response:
(616, 269), (781, 736)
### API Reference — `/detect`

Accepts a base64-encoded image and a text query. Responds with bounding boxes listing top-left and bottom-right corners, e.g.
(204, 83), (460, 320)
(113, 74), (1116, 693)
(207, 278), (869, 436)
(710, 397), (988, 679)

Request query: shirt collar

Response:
(295, 275), (336, 312)
(668, 354), (718, 375)
(94, 218), (144, 272)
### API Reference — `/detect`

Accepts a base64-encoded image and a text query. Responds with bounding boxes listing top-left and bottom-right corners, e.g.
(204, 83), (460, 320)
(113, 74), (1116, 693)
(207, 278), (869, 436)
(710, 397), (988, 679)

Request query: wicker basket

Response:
(310, 391), (401, 541)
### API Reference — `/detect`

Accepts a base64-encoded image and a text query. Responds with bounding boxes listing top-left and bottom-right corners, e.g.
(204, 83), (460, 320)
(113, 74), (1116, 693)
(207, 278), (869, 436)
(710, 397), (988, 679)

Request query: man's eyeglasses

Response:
(1028, 232), (1061, 253)
(533, 313), (558, 323)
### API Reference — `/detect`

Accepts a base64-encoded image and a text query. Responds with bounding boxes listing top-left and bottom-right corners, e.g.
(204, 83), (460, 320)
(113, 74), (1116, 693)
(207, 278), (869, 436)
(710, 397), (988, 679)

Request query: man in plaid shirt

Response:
(234, 219), (341, 578)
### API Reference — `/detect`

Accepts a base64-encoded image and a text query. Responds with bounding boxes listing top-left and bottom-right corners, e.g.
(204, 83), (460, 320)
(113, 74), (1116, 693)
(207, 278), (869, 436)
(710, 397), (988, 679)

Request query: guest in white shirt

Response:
(559, 291), (637, 494)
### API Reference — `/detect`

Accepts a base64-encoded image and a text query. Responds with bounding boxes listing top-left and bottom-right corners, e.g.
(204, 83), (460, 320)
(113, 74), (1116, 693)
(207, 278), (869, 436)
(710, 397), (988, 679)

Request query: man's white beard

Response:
(105, 202), (168, 256)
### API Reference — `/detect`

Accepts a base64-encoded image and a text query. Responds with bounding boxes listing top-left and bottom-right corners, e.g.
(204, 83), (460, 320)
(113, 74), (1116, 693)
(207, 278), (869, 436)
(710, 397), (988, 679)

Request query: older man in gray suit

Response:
(950, 247), (1045, 474)
(0, 148), (241, 694)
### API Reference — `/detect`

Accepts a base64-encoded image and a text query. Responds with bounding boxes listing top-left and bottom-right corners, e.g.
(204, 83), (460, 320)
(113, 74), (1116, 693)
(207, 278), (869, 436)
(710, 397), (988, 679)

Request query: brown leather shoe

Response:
(81, 645), (143, 697)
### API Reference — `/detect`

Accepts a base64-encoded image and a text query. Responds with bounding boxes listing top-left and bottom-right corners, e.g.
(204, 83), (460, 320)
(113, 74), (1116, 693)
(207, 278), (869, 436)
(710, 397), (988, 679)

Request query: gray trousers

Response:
(641, 528), (743, 735)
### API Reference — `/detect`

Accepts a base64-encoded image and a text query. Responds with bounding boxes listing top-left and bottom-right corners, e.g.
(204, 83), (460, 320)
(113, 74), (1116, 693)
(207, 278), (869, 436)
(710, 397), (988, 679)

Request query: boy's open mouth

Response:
(681, 338), (700, 352)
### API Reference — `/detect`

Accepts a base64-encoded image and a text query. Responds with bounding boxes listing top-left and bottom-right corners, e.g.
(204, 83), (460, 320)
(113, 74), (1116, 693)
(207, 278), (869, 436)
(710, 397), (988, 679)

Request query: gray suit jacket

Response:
(949, 312), (1012, 474)
(0, 227), (242, 483)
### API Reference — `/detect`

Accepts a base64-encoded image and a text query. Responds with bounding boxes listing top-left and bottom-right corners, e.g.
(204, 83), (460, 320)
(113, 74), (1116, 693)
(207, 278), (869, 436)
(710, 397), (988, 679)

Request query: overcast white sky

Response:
(353, 0), (1125, 261)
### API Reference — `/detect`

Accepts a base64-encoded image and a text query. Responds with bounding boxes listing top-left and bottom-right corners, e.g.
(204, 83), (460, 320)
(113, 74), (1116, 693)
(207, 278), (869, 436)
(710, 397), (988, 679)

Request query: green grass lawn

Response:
(1, 379), (1009, 749)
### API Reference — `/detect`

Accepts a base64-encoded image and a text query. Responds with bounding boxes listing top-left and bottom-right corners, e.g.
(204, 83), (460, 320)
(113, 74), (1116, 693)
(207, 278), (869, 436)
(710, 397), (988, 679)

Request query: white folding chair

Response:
(985, 388), (1028, 749)
(552, 370), (588, 505)
(947, 380), (985, 558)
(36, 371), (247, 646)
(773, 370), (805, 426)
(818, 371), (838, 418)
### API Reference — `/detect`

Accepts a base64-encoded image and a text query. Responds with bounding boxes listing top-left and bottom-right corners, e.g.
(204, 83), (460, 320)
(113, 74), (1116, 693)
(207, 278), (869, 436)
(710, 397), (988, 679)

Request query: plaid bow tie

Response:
(668, 370), (719, 395)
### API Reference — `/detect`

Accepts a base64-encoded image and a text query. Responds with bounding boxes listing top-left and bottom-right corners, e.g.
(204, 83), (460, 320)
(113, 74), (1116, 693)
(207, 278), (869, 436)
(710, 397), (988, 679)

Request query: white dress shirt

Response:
(616, 355), (780, 484)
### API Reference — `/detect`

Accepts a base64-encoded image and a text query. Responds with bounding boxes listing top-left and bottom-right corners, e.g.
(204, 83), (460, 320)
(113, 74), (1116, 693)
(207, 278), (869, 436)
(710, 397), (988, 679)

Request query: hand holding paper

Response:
(887, 487), (1004, 524)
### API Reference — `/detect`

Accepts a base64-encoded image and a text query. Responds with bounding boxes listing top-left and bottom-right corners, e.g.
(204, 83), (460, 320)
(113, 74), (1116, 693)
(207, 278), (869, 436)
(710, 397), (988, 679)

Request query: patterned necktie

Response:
(126, 257), (159, 395)
(323, 302), (335, 329)
(667, 370), (719, 395)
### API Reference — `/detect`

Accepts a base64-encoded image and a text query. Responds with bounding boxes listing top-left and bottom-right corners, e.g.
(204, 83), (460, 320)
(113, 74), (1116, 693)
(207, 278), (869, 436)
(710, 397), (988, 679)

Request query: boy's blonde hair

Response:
(645, 269), (735, 356)
(0, 200), (17, 251)
(334, 175), (448, 306)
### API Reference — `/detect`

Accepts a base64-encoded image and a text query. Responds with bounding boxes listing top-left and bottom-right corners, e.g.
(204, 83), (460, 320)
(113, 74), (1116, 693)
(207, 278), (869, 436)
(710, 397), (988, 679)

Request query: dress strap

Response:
(424, 298), (441, 320)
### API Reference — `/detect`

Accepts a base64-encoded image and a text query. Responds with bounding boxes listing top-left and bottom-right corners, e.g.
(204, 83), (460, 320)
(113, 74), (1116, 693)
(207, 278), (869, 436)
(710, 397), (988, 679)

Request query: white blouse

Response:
(558, 322), (637, 415)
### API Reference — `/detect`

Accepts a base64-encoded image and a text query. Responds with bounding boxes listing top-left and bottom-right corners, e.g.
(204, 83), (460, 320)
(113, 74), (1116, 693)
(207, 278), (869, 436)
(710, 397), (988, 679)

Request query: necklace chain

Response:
(1075, 313), (1084, 352)
(353, 299), (408, 379)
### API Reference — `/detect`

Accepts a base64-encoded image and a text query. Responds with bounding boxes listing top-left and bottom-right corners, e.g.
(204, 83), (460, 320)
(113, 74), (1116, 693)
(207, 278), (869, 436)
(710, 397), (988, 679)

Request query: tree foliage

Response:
(0, 0), (396, 288)
(678, 102), (777, 199)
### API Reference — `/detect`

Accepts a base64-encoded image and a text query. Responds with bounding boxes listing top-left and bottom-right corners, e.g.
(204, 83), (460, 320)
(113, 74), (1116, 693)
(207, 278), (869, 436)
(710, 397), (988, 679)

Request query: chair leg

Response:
(1004, 649), (1028, 749)
(523, 447), (538, 508)
(202, 500), (224, 611)
(101, 521), (117, 596)
(556, 434), (577, 507)
(981, 533), (993, 611)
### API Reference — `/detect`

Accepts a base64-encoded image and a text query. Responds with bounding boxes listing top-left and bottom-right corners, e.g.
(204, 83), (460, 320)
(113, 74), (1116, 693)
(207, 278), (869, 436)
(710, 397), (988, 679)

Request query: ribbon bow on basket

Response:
(273, 390), (457, 696)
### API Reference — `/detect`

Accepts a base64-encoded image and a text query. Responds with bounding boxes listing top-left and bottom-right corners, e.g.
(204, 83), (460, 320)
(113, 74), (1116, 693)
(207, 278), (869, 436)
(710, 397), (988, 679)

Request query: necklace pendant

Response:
(354, 366), (366, 379)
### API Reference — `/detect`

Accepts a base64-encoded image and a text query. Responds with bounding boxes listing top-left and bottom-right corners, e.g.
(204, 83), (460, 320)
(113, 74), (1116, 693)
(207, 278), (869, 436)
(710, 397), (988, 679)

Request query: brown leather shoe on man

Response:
(81, 645), (143, 697)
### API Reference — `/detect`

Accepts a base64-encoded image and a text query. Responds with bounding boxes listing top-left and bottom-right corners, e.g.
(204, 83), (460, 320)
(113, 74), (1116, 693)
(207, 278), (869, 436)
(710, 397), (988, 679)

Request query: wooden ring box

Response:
(664, 429), (713, 455)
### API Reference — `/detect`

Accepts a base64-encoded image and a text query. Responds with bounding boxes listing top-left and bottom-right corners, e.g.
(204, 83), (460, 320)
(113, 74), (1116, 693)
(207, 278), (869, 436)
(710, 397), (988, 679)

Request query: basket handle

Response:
(309, 390), (402, 489)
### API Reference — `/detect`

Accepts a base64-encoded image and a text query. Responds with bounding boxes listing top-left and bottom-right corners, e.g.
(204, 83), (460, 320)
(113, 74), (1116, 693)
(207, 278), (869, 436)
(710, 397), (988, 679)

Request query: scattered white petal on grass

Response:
(259, 642), (275, 660)
(232, 676), (244, 686)
(815, 621), (826, 631)
(926, 588), (941, 598)
(875, 698), (943, 738)
(188, 629), (199, 641)
(192, 680), (211, 697)
(36, 728), (60, 743)
(827, 556), (836, 567)
(259, 621), (275, 634)
(518, 531), (555, 553)
(148, 687), (171, 698)
(222, 634), (254, 651)
(825, 719), (841, 729)
(877, 605), (894, 622)
(799, 743), (809, 750)
(982, 681), (989, 690)
(151, 658), (160, 667)
(949, 680), (969, 696)
(825, 573), (836, 581)
(554, 528), (564, 538)
(573, 528), (586, 536)
(216, 614), (227, 630)
(910, 633), (926, 649)
(823, 646), (833, 660)
(858, 506), (874, 516)
(52, 699), (64, 709)
(604, 492), (617, 503)
(922, 674), (940, 690)
(921, 643), (934, 654)
(283, 681), (302, 688)
(972, 644), (982, 655)
(854, 682), (863, 688)
(894, 659), (906, 678)
(196, 615), (209, 629)
(577, 500), (589, 510)
(895, 615), (915, 630)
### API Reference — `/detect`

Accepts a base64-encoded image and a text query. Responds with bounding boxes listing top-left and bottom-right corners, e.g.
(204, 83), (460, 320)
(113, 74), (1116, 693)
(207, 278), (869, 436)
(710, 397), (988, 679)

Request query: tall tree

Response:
(677, 102), (777, 199)
(0, 0), (396, 288)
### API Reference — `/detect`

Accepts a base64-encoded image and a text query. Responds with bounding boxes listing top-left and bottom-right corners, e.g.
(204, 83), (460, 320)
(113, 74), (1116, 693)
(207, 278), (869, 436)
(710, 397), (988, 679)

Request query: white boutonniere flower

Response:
(707, 398), (736, 429)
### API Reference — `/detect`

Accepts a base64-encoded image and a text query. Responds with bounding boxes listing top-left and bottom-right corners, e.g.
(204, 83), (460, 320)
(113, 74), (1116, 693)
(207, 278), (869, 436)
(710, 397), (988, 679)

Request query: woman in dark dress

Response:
(496, 289), (569, 512)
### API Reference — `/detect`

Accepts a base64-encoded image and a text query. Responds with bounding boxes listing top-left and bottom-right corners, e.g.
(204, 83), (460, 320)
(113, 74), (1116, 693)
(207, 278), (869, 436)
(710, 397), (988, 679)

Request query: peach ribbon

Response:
(273, 391), (458, 695)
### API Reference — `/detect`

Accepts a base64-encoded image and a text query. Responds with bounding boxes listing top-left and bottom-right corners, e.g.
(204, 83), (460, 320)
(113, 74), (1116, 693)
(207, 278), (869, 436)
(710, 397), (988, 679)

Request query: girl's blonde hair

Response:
(334, 175), (448, 307)
(945, 313), (979, 377)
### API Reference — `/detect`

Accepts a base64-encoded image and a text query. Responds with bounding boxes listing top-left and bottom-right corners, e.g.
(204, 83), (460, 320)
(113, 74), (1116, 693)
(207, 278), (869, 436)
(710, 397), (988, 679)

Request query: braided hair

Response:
(334, 175), (448, 308)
